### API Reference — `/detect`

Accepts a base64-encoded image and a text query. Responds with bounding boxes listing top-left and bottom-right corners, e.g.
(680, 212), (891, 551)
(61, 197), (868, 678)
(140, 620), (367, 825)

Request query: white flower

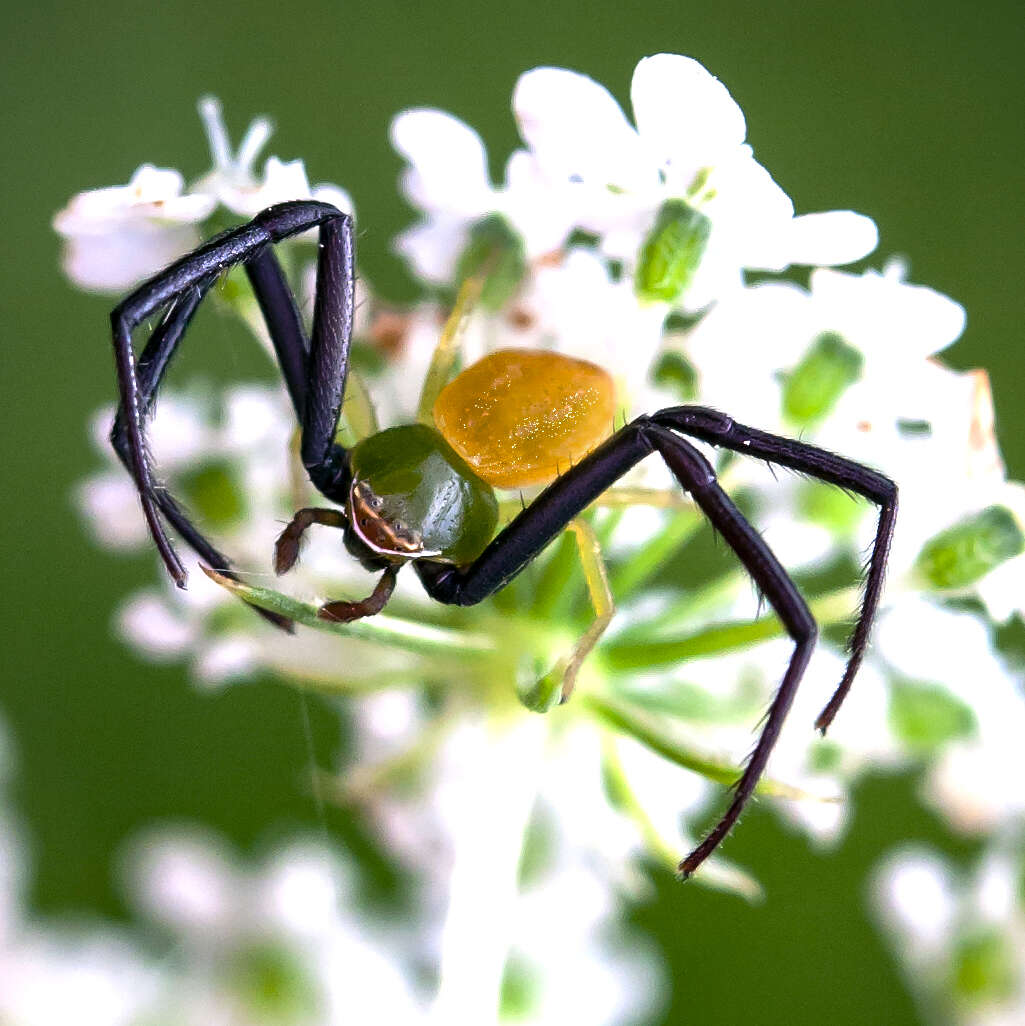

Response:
(128, 830), (426, 1024)
(53, 164), (215, 292)
(513, 54), (878, 308)
(873, 842), (1025, 1026)
(391, 108), (575, 283)
(193, 96), (354, 218)
(54, 98), (354, 296)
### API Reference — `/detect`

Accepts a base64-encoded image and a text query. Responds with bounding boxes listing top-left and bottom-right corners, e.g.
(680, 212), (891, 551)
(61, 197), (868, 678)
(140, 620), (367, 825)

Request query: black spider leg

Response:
(653, 406), (897, 732)
(110, 276), (299, 631)
(110, 200), (355, 592)
(648, 426), (816, 875)
(415, 418), (817, 876)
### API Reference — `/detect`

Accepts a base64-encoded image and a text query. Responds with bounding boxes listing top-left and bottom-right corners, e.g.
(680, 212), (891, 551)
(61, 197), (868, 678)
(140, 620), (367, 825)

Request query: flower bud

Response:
(914, 505), (1025, 591)
(634, 199), (711, 304)
(951, 929), (1019, 1004)
(782, 331), (863, 426)
(652, 349), (698, 400)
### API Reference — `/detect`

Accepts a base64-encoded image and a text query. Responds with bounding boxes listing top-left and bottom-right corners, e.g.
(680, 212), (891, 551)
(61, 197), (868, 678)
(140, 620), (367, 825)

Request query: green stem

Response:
(201, 565), (496, 659)
(601, 586), (860, 672)
(584, 693), (837, 803)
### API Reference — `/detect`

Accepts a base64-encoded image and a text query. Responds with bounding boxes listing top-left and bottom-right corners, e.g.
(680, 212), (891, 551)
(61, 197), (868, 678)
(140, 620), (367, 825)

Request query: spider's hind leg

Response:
(654, 405), (897, 732)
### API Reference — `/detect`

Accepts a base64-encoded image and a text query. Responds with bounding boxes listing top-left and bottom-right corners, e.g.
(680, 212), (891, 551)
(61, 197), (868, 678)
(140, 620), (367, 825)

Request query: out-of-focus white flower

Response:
(129, 830), (426, 1025)
(0, 932), (164, 1026)
(54, 99), (354, 296)
(53, 164), (215, 292)
(193, 96), (354, 218)
(874, 842), (1025, 1026)
(874, 848), (958, 960)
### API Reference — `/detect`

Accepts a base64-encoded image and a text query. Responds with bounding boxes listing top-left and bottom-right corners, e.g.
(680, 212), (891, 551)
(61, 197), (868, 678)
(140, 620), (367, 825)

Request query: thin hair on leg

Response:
(655, 406), (895, 731)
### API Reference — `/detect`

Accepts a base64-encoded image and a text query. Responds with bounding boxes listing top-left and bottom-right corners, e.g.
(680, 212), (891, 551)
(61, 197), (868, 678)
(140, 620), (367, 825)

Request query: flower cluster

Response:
(55, 54), (1025, 1023)
(874, 839), (1025, 1025)
(0, 751), (654, 1025)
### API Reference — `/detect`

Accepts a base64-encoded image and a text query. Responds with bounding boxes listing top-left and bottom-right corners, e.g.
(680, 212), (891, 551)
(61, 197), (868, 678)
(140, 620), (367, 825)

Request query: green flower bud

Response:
(228, 941), (320, 1023)
(652, 349), (698, 400)
(178, 462), (246, 529)
(516, 656), (565, 713)
(782, 331), (863, 427)
(797, 479), (865, 535)
(888, 679), (976, 752)
(634, 199), (711, 304)
(500, 956), (541, 1021)
(454, 214), (527, 311)
(914, 505), (1025, 591)
(951, 929), (1019, 1004)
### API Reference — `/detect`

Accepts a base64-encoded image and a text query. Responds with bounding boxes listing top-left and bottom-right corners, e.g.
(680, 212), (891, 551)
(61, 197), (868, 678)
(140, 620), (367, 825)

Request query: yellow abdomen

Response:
(433, 349), (617, 489)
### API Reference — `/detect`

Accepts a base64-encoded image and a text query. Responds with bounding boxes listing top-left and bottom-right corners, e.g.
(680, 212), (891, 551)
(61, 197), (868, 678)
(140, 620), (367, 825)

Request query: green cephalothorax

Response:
(348, 424), (499, 565)
(634, 198), (712, 304)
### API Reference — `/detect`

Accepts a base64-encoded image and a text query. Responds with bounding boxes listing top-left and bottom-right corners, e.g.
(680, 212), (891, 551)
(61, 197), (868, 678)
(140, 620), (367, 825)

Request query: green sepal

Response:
(634, 199), (711, 304)
(914, 505), (1025, 591)
(454, 214), (527, 311)
(782, 331), (863, 427)
(797, 480), (865, 535)
(500, 956), (541, 1022)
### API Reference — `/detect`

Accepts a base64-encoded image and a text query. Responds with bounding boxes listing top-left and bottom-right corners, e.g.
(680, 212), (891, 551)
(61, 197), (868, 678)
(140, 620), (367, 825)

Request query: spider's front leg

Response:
(109, 201), (355, 623)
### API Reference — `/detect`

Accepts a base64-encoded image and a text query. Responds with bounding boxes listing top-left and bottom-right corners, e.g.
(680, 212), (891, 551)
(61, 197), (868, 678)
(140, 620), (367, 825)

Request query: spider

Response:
(110, 200), (897, 877)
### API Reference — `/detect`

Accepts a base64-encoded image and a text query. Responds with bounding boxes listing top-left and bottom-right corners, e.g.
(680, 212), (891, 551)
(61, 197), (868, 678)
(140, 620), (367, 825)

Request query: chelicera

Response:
(110, 200), (897, 877)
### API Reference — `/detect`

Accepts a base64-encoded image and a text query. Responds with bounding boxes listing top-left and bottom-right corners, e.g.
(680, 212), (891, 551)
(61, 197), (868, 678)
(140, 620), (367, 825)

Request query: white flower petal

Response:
(118, 593), (197, 658)
(513, 66), (650, 188)
(391, 109), (493, 215)
(630, 54), (747, 174)
(785, 210), (879, 266)
(874, 848), (957, 955)
(809, 266), (966, 360)
(58, 223), (202, 293)
(129, 830), (237, 937)
(76, 473), (150, 549)
(393, 217), (468, 283)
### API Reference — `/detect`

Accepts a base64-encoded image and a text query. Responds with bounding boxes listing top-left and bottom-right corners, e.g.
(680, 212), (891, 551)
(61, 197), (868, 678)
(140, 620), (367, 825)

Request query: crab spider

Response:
(109, 200), (896, 877)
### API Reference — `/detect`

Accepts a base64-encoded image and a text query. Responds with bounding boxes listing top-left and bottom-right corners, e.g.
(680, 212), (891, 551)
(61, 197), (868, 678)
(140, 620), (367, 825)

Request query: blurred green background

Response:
(2, 1), (1022, 1022)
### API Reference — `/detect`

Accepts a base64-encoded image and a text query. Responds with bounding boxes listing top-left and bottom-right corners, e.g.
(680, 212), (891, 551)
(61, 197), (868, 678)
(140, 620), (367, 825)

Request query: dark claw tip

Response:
(273, 540), (299, 576)
(317, 603), (355, 623)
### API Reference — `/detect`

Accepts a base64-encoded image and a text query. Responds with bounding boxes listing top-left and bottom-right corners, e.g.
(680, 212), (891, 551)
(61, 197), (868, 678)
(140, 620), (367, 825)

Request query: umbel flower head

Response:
(57, 53), (1025, 1026)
